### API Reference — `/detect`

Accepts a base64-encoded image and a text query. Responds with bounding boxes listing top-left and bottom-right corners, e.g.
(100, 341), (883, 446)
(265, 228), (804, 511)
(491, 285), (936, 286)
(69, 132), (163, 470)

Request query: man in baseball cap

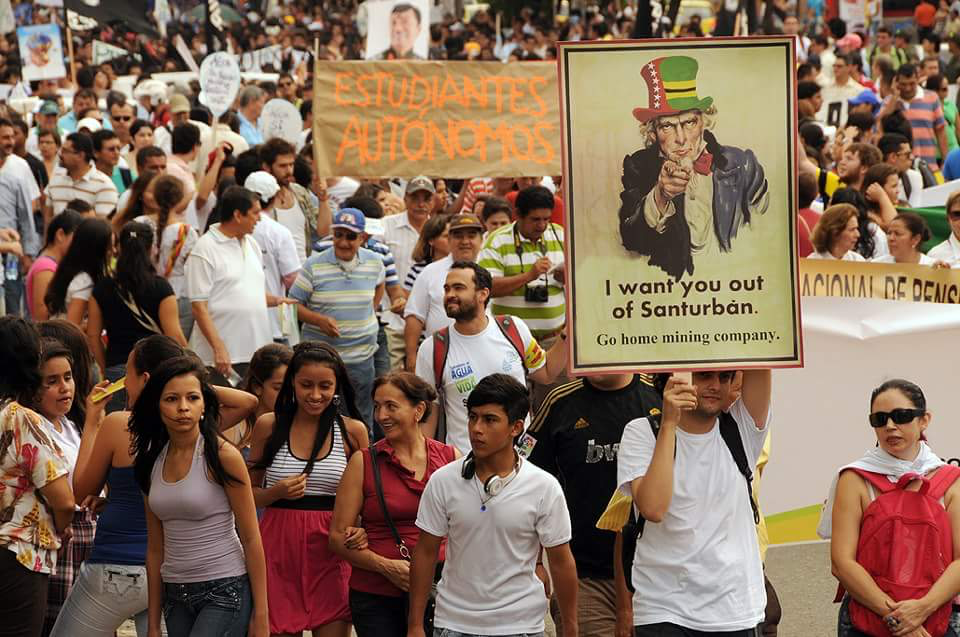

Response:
(289, 205), (385, 425)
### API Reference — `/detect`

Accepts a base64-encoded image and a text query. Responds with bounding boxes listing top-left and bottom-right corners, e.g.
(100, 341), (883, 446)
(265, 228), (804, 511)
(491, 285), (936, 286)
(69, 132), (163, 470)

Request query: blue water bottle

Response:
(4, 254), (18, 281)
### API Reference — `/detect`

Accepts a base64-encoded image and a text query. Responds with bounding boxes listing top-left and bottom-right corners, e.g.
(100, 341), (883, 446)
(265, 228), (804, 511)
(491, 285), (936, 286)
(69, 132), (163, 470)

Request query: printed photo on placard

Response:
(17, 24), (66, 82)
(364, 0), (429, 60)
(558, 37), (801, 373)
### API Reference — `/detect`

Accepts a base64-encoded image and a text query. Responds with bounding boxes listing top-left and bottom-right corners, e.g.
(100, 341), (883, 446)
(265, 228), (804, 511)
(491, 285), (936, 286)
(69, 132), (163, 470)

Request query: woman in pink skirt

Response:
(248, 342), (369, 637)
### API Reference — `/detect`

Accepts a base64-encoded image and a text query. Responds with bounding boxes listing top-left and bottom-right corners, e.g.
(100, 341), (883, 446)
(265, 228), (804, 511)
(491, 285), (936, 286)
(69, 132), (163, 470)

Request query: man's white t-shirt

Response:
(185, 225), (272, 365)
(253, 213), (301, 339)
(404, 254), (454, 336)
(414, 315), (545, 454)
(0, 154), (40, 203)
(616, 399), (770, 632)
(416, 458), (572, 635)
(273, 195), (307, 263)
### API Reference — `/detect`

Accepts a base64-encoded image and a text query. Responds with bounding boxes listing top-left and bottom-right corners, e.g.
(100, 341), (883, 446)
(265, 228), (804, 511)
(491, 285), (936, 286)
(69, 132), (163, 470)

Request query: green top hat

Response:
(632, 56), (714, 123)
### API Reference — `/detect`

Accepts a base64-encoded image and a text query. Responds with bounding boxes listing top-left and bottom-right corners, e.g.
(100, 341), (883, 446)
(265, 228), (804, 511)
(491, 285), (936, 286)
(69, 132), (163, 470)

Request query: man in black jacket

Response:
(619, 55), (769, 281)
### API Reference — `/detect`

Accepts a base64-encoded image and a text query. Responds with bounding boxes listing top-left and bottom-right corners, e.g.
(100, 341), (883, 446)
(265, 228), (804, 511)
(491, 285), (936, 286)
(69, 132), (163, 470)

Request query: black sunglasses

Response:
(868, 408), (925, 428)
(334, 229), (359, 241)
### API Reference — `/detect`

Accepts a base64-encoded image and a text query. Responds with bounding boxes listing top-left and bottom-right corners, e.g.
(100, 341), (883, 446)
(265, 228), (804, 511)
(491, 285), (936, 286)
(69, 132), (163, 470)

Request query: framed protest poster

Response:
(559, 37), (802, 373)
(17, 24), (66, 82)
(364, 0), (430, 60)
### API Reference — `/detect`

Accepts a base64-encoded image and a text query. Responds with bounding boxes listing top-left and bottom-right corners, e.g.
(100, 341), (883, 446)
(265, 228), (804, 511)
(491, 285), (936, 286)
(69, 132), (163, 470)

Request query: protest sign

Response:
(173, 35), (200, 74)
(198, 52), (241, 117)
(313, 60), (560, 178)
(558, 37), (800, 373)
(364, 0), (429, 60)
(92, 41), (129, 66)
(18, 24), (66, 81)
(799, 258), (960, 305)
(259, 98), (301, 145)
(240, 44), (282, 72)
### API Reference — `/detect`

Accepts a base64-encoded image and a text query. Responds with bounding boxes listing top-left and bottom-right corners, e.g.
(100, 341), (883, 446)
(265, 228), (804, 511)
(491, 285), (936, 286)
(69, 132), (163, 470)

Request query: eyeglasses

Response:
(279, 81), (293, 87)
(868, 408), (925, 428)
(333, 229), (359, 241)
(112, 115), (133, 122)
(948, 210), (960, 219)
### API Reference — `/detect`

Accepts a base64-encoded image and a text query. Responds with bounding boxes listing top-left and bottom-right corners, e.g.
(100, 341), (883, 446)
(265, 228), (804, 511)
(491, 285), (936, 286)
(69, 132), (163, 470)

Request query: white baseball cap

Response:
(244, 171), (280, 204)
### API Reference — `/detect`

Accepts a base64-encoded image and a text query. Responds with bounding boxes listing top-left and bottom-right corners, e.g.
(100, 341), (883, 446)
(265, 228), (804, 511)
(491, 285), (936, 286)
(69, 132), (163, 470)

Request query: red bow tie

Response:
(693, 151), (713, 176)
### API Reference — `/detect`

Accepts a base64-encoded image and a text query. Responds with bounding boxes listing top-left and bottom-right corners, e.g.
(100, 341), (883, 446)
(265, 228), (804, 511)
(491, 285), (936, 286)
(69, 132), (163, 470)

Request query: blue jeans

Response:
(434, 631), (543, 637)
(163, 574), (251, 637)
(345, 356), (375, 431)
(50, 562), (153, 637)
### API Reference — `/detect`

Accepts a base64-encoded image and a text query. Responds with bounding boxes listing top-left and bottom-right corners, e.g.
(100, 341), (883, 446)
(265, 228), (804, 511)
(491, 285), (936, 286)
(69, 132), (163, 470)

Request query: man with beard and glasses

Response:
(617, 369), (772, 635)
(413, 261), (567, 454)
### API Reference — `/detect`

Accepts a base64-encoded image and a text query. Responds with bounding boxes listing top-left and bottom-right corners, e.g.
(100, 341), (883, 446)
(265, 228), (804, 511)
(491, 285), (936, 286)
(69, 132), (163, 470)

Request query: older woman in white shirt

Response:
(808, 204), (867, 261)
(871, 212), (950, 267)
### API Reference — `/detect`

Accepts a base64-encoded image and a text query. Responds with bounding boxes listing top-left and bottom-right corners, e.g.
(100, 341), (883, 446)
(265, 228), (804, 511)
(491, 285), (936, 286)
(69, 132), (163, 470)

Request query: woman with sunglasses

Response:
(820, 379), (960, 637)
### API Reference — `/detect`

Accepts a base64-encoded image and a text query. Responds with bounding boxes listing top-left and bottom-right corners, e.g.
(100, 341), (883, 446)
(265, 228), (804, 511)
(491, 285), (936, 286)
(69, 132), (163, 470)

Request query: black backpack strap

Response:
(621, 414), (662, 593)
(369, 443), (410, 559)
(718, 411), (761, 525)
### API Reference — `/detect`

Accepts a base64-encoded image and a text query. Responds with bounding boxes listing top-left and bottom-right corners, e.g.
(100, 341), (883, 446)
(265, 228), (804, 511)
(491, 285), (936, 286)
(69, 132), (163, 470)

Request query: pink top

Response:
(25, 255), (57, 317)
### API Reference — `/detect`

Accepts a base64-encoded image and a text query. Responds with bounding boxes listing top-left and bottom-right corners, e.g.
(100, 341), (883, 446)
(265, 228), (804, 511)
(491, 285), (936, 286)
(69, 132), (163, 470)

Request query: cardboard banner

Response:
(17, 24), (66, 81)
(559, 38), (801, 373)
(313, 60), (560, 178)
(800, 258), (960, 304)
(365, 0), (430, 60)
(92, 41), (129, 66)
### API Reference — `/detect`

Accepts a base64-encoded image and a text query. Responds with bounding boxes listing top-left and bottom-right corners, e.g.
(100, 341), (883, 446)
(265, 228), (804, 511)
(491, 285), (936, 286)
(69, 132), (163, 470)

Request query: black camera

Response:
(524, 284), (549, 303)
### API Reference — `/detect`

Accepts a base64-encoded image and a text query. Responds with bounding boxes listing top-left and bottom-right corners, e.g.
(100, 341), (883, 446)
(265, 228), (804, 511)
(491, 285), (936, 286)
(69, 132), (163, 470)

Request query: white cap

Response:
(133, 79), (168, 106)
(77, 117), (102, 133)
(244, 171), (280, 204)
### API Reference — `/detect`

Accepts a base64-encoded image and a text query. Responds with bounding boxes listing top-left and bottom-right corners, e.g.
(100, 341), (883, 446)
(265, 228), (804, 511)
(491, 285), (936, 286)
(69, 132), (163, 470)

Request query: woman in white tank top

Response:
(248, 342), (369, 637)
(130, 356), (268, 637)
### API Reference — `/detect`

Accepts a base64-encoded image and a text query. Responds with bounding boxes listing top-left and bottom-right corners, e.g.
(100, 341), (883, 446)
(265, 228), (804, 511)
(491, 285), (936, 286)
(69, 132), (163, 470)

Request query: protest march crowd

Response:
(1, 1), (960, 637)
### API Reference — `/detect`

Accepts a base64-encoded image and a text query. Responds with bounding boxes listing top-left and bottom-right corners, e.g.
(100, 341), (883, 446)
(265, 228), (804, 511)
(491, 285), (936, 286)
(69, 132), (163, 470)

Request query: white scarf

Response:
(817, 442), (945, 539)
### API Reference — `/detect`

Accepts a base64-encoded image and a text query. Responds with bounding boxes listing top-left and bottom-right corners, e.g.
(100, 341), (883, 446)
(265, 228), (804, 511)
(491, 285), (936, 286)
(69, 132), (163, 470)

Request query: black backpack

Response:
(621, 412), (761, 592)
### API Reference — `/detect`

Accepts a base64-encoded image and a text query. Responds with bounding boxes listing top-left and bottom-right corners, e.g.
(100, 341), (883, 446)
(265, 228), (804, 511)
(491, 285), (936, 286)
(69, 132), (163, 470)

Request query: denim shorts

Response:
(163, 574), (251, 637)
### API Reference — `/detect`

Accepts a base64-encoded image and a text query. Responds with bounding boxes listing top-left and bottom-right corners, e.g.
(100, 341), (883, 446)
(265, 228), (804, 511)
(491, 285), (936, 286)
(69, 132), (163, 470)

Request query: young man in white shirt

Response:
(617, 369), (772, 636)
(414, 261), (567, 451)
(404, 213), (485, 373)
(185, 186), (276, 384)
(408, 373), (579, 637)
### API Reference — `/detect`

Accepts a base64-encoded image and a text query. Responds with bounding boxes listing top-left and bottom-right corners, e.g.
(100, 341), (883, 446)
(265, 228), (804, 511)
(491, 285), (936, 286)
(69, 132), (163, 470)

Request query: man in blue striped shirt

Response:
(291, 208), (385, 427)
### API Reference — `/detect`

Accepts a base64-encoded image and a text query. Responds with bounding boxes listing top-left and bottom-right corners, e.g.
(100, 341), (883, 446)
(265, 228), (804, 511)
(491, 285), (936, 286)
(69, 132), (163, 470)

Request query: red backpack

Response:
(841, 466), (960, 637)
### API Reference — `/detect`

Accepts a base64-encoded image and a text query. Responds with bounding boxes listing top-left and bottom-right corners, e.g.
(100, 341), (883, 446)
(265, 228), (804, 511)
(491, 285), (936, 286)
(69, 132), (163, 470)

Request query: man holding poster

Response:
(559, 38), (801, 373)
(617, 368), (772, 635)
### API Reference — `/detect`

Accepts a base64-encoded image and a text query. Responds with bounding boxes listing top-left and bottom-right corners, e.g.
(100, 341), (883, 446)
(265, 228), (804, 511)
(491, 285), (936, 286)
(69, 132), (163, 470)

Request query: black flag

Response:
(64, 0), (160, 38)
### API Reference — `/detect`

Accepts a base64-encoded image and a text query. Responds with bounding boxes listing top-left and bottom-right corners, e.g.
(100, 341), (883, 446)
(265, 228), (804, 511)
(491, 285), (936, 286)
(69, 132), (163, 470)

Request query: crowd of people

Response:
(0, 2), (960, 637)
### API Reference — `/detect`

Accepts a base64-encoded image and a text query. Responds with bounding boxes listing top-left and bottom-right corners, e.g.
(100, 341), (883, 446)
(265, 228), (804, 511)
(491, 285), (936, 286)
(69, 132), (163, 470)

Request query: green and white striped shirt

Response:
(478, 221), (565, 340)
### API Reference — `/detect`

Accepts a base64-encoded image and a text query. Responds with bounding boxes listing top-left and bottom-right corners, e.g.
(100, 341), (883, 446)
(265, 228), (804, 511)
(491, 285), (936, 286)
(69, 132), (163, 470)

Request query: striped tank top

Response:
(264, 419), (349, 508)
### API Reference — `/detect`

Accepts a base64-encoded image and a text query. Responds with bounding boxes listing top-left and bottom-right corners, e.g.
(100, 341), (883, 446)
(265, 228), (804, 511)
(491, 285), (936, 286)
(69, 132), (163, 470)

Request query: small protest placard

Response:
(18, 24), (66, 81)
(259, 98), (301, 145)
(364, 0), (430, 60)
(198, 52), (241, 117)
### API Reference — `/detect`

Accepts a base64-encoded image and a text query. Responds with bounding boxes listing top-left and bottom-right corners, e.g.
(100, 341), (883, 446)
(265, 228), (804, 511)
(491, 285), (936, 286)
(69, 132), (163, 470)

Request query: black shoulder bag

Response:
(369, 444), (438, 632)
